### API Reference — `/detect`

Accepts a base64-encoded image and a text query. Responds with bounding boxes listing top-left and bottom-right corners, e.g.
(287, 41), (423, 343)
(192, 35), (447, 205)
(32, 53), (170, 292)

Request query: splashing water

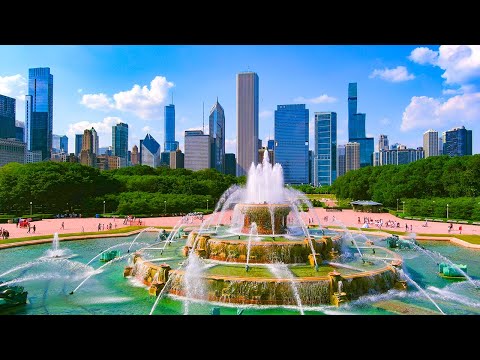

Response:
(267, 263), (304, 315)
(245, 223), (258, 271)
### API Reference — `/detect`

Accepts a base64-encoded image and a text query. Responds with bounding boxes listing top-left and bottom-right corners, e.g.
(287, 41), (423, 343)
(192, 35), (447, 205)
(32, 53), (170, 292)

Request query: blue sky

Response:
(0, 45), (479, 154)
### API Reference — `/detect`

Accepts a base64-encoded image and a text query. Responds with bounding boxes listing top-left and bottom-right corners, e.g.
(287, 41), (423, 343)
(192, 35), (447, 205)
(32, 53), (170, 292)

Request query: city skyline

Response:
(0, 45), (479, 155)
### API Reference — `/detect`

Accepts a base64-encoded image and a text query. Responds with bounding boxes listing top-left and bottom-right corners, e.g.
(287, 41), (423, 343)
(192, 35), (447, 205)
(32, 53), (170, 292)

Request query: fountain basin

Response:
(235, 203), (291, 235)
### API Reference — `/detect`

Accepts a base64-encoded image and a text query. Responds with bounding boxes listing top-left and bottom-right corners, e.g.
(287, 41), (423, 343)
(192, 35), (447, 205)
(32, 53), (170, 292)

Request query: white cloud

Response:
(409, 45), (480, 85)
(80, 75), (174, 119)
(369, 66), (415, 82)
(66, 117), (123, 148)
(225, 138), (236, 154)
(259, 110), (273, 119)
(294, 94), (337, 104)
(0, 74), (27, 101)
(401, 92), (480, 131)
(408, 47), (439, 65)
(142, 126), (152, 133)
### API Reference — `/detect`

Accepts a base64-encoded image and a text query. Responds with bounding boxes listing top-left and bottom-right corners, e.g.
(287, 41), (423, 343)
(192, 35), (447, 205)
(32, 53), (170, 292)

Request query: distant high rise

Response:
(258, 147), (274, 164)
(308, 150), (314, 184)
(15, 121), (24, 142)
(112, 122), (128, 162)
(236, 72), (259, 176)
(185, 130), (210, 171)
(91, 128), (99, 155)
(443, 126), (472, 157)
(209, 99), (225, 173)
(337, 145), (346, 178)
(274, 104), (309, 184)
(75, 134), (83, 157)
(378, 134), (389, 151)
(267, 139), (275, 151)
(164, 104), (176, 152)
(225, 153), (236, 176)
(160, 152), (170, 167)
(80, 129), (96, 167)
(52, 134), (61, 152)
(131, 145), (139, 165)
(170, 149), (185, 169)
(377, 147), (424, 165)
(60, 135), (68, 153)
(438, 136), (443, 155)
(0, 138), (25, 167)
(0, 94), (16, 139)
(314, 112), (337, 186)
(345, 142), (360, 172)
(25, 67), (53, 160)
(423, 129), (439, 158)
(141, 134), (161, 168)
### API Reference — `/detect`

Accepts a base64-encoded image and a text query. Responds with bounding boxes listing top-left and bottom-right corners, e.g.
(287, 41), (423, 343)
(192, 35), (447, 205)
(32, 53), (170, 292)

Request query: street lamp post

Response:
(207, 199), (209, 211)
(164, 200), (166, 214)
(402, 201), (405, 214)
(396, 199), (399, 212)
(103, 200), (106, 215)
(447, 204), (449, 219)
(30, 201), (32, 216)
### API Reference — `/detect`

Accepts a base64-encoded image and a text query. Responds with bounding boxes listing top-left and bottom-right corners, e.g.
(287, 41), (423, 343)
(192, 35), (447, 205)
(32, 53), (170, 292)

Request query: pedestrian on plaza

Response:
(410, 224), (412, 232)
(459, 225), (462, 234)
(61, 221), (64, 230)
(27, 223), (31, 233)
(33, 224), (36, 233)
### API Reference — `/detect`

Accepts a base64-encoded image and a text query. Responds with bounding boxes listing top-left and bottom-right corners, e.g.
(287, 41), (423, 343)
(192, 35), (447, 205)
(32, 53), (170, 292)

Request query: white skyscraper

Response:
(423, 129), (439, 158)
(184, 130), (210, 171)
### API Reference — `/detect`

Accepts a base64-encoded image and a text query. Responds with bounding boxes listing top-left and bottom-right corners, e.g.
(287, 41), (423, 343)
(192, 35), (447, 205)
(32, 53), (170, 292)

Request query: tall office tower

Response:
(314, 112), (337, 186)
(131, 145), (139, 165)
(75, 134), (83, 157)
(25, 67), (53, 160)
(15, 121), (24, 142)
(80, 129), (96, 167)
(378, 134), (389, 151)
(345, 142), (360, 172)
(225, 153), (236, 176)
(442, 126), (473, 156)
(170, 149), (185, 169)
(209, 99), (225, 173)
(164, 104), (176, 152)
(274, 104), (309, 184)
(337, 145), (346, 177)
(160, 152), (170, 166)
(112, 122), (128, 166)
(0, 94), (16, 139)
(267, 139), (275, 151)
(423, 129), (439, 158)
(60, 135), (68, 153)
(52, 135), (61, 152)
(347, 82), (373, 167)
(236, 71), (259, 176)
(257, 139), (262, 150)
(141, 134), (161, 168)
(91, 127), (99, 155)
(308, 150), (314, 184)
(438, 136), (443, 155)
(184, 130), (210, 171)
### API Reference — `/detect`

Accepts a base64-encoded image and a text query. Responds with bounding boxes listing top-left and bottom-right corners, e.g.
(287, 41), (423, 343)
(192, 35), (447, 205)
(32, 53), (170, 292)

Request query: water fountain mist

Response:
(267, 263), (304, 315)
(127, 227), (154, 253)
(245, 222), (258, 272)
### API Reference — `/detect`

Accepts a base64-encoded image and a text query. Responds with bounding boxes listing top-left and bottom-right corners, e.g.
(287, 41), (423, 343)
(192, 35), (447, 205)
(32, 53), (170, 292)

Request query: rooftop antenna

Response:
(202, 101), (205, 133)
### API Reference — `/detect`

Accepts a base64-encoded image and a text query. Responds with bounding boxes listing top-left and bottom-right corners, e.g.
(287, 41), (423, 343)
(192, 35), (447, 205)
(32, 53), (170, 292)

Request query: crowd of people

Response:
(0, 228), (10, 239)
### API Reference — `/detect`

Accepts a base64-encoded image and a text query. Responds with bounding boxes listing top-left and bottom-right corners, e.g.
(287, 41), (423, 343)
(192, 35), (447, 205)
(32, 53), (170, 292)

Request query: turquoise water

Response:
(0, 232), (479, 315)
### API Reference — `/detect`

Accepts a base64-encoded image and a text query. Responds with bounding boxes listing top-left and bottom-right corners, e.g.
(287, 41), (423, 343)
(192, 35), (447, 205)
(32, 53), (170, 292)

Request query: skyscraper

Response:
(438, 136), (443, 155)
(131, 145), (139, 165)
(75, 134), (83, 157)
(337, 145), (346, 178)
(141, 134), (161, 168)
(91, 127), (99, 155)
(314, 112), (337, 186)
(377, 147), (424, 165)
(15, 121), (24, 142)
(209, 99), (225, 173)
(423, 129), (439, 158)
(0, 138), (25, 167)
(80, 129), (96, 167)
(25, 67), (53, 160)
(170, 149), (185, 169)
(225, 153), (236, 176)
(345, 142), (360, 172)
(60, 135), (68, 153)
(236, 72), (259, 176)
(0, 94), (16, 139)
(378, 134), (389, 151)
(267, 139), (275, 151)
(184, 130), (210, 171)
(274, 104), (309, 184)
(164, 104), (176, 152)
(112, 122), (128, 164)
(52, 134), (61, 152)
(443, 126), (473, 157)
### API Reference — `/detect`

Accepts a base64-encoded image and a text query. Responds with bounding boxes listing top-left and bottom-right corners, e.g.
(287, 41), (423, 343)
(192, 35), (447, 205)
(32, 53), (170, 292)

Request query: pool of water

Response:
(0, 232), (478, 315)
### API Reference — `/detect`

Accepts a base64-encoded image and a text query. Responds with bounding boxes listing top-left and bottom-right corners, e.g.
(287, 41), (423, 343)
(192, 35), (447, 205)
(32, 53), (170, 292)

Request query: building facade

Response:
(423, 129), (439, 158)
(131, 145), (139, 165)
(25, 67), (53, 161)
(0, 94), (16, 139)
(0, 138), (25, 167)
(274, 104), (309, 184)
(25, 150), (42, 164)
(225, 153), (236, 176)
(337, 145), (346, 178)
(442, 126), (472, 157)
(112, 122), (128, 161)
(376, 147), (425, 165)
(345, 142), (360, 172)
(236, 72), (259, 176)
(141, 134), (161, 168)
(378, 134), (389, 151)
(314, 112), (337, 186)
(184, 130), (210, 171)
(164, 104), (176, 152)
(75, 134), (83, 157)
(15, 121), (24, 142)
(258, 147), (274, 164)
(80, 128), (96, 167)
(170, 149), (185, 169)
(209, 99), (225, 173)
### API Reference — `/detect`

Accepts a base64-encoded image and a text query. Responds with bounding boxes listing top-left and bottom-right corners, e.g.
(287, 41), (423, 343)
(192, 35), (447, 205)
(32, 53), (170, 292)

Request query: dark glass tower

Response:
(209, 99), (225, 173)
(25, 67), (53, 160)
(314, 112), (337, 186)
(0, 94), (16, 139)
(112, 122), (129, 159)
(443, 126), (473, 156)
(164, 104), (176, 152)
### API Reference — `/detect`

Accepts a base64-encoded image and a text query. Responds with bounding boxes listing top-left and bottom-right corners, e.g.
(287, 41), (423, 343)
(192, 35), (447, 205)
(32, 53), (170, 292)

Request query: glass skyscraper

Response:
(443, 126), (473, 156)
(314, 112), (337, 186)
(75, 134), (83, 157)
(60, 135), (68, 153)
(25, 67), (53, 160)
(0, 94), (16, 139)
(274, 104), (309, 184)
(209, 99), (225, 173)
(164, 104), (176, 152)
(112, 122), (129, 160)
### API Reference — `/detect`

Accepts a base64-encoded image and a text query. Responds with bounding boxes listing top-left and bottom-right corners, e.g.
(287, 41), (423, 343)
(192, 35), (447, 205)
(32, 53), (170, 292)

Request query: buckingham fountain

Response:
(126, 153), (406, 308)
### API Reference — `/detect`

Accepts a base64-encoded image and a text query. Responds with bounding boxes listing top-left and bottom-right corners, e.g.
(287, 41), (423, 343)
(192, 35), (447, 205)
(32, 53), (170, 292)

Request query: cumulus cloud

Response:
(408, 47), (439, 65)
(0, 74), (27, 101)
(80, 76), (174, 119)
(409, 45), (480, 85)
(66, 117), (123, 148)
(225, 138), (237, 154)
(369, 66), (415, 82)
(401, 92), (480, 131)
(294, 94), (337, 104)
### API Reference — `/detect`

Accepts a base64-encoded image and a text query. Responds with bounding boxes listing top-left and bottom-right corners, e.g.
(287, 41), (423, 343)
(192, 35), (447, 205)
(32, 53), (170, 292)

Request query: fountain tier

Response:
(235, 203), (290, 235)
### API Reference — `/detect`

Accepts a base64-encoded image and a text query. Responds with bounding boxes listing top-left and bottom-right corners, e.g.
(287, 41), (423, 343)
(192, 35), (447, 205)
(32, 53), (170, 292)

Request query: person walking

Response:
(459, 225), (462, 234)
(61, 221), (64, 230)
(27, 223), (31, 233)
(33, 224), (36, 233)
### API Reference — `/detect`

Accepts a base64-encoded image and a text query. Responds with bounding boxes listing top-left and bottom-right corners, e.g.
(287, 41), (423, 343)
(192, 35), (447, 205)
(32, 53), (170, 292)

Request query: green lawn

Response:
(289, 265), (334, 277)
(207, 265), (273, 278)
(306, 194), (336, 200)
